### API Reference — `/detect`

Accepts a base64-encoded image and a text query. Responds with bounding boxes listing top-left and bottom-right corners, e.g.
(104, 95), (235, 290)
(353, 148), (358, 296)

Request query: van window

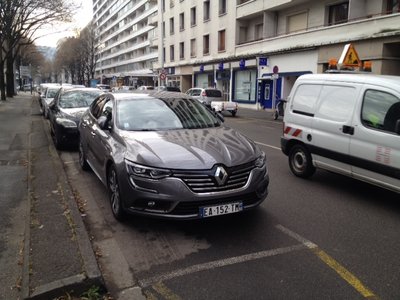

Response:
(361, 90), (400, 133)
(316, 86), (356, 122)
(291, 84), (322, 116)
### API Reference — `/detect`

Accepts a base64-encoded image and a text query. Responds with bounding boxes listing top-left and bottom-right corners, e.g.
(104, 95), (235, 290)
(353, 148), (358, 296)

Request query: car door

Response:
(88, 99), (114, 183)
(310, 83), (360, 175)
(82, 95), (108, 176)
(349, 86), (400, 192)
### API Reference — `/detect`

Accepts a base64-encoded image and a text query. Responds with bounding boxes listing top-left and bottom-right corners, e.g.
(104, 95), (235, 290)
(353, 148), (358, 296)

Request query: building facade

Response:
(93, 0), (158, 88)
(154, 0), (400, 109)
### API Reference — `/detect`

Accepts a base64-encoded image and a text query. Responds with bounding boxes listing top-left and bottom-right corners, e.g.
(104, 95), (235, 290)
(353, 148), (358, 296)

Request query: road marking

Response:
(139, 244), (307, 287)
(255, 141), (281, 151)
(276, 225), (379, 299)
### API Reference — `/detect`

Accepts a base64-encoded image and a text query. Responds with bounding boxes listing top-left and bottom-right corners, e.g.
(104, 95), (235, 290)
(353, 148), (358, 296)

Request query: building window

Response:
(179, 42), (185, 59)
(203, 34), (210, 55)
(170, 0), (174, 8)
(287, 11), (308, 33)
(190, 38), (196, 57)
(162, 0), (165, 12)
(218, 30), (225, 52)
(204, 0), (210, 21)
(163, 47), (166, 63)
(387, 0), (400, 13)
(234, 69), (257, 102)
(170, 45), (175, 61)
(170, 17), (175, 35)
(328, 2), (348, 25)
(162, 22), (166, 38)
(237, 0), (250, 4)
(179, 13), (185, 31)
(219, 0), (227, 15)
(191, 7), (197, 26)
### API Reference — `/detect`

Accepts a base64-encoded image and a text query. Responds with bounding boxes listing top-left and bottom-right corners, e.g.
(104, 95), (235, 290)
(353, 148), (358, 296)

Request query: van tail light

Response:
(201, 91), (206, 97)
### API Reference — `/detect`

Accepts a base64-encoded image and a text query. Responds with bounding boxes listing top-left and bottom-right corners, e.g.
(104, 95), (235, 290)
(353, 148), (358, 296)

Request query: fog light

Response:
(147, 201), (156, 207)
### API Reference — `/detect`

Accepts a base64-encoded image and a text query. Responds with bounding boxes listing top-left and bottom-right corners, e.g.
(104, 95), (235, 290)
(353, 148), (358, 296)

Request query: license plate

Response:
(200, 202), (243, 218)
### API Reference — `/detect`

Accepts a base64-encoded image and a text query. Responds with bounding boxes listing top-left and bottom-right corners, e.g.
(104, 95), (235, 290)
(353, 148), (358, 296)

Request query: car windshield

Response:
(59, 91), (102, 108)
(47, 88), (60, 98)
(116, 97), (221, 131)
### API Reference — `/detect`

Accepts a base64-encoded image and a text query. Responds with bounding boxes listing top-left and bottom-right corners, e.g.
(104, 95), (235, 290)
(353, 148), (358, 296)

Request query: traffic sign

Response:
(339, 43), (361, 67)
(160, 73), (166, 80)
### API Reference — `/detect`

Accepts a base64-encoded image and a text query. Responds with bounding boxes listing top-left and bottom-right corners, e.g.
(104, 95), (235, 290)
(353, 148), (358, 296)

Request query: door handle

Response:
(342, 125), (354, 135)
(91, 131), (96, 137)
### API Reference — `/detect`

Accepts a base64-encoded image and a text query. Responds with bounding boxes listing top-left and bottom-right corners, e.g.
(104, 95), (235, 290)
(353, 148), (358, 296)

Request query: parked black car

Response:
(48, 88), (104, 149)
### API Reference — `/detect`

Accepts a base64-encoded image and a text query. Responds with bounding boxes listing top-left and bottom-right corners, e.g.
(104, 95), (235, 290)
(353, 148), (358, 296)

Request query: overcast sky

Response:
(35, 0), (93, 48)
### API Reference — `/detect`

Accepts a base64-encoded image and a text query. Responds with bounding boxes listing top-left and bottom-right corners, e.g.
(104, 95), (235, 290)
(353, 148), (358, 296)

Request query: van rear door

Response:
(349, 86), (400, 192)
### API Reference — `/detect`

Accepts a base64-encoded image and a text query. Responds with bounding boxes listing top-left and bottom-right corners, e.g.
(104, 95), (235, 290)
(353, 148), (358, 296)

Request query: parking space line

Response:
(276, 224), (379, 299)
(139, 244), (307, 288)
(255, 141), (281, 151)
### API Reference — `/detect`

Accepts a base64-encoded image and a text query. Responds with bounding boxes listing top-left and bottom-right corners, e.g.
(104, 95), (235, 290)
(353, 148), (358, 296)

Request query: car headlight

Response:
(125, 160), (171, 179)
(255, 152), (266, 168)
(56, 118), (77, 128)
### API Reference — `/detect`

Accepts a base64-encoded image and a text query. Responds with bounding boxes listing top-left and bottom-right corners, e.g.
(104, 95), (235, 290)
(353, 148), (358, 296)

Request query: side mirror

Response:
(48, 100), (56, 110)
(98, 115), (111, 130)
(395, 119), (400, 134)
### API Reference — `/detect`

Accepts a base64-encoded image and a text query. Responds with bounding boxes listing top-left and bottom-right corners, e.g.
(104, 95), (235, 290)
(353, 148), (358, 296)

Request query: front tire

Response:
(288, 144), (315, 178)
(108, 165), (126, 221)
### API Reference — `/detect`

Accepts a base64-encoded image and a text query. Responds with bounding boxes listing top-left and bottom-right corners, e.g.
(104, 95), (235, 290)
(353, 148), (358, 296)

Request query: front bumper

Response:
(119, 165), (269, 220)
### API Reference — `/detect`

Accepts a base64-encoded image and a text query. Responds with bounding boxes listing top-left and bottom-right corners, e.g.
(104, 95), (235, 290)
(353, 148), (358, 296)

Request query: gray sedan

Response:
(78, 92), (269, 220)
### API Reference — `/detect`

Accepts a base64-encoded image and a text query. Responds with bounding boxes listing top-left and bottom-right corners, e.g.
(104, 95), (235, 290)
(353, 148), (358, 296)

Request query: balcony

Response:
(149, 35), (159, 49)
(236, 13), (400, 56)
(148, 12), (159, 26)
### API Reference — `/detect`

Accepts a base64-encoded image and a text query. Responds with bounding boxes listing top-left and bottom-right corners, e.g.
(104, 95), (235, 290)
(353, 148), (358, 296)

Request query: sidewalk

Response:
(0, 93), (103, 299)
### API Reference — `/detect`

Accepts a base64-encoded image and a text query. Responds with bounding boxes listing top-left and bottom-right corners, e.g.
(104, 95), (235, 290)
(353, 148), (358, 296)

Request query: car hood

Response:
(121, 127), (261, 169)
(60, 107), (89, 120)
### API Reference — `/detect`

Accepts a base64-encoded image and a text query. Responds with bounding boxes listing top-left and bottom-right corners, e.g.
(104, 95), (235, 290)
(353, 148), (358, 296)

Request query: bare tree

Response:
(79, 22), (98, 86)
(0, 0), (75, 100)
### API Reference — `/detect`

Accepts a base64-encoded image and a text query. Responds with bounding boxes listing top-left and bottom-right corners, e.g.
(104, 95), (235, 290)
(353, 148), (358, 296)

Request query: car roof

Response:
(299, 73), (400, 89)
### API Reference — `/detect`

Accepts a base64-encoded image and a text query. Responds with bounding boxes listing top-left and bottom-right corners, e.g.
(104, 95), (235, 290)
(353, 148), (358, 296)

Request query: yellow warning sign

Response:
(338, 44), (361, 67)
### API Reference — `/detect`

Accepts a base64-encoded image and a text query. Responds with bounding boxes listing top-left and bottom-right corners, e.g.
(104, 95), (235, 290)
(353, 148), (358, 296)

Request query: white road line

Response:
(275, 224), (317, 249)
(139, 244), (307, 288)
(255, 141), (281, 151)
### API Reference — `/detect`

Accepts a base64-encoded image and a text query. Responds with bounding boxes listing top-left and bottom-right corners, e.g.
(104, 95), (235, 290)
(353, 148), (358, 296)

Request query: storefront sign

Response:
(218, 62), (224, 71)
(239, 59), (246, 70)
(200, 65), (204, 72)
(259, 57), (268, 66)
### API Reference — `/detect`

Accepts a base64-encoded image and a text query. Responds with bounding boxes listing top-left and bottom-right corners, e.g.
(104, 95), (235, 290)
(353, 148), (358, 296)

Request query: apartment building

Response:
(93, 0), (158, 87)
(155, 0), (400, 109)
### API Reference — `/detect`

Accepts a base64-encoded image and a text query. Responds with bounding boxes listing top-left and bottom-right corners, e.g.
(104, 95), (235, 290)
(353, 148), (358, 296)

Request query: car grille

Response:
(171, 161), (255, 194)
(172, 192), (261, 215)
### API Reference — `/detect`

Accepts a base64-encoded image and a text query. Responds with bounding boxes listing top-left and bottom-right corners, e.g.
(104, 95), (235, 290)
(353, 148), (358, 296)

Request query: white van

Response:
(281, 73), (400, 193)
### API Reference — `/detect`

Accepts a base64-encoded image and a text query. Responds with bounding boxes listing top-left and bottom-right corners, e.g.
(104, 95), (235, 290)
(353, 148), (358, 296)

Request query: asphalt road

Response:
(59, 111), (400, 300)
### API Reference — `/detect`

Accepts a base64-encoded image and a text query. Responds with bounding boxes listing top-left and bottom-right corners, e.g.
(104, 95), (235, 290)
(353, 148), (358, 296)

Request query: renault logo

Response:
(214, 166), (228, 186)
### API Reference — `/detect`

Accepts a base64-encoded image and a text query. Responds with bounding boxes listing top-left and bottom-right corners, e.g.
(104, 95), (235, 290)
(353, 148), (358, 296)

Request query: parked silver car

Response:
(78, 92), (269, 220)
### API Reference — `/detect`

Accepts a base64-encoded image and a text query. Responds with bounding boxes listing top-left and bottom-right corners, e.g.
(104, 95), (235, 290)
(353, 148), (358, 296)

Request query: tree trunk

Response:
(6, 52), (15, 97)
(0, 60), (6, 101)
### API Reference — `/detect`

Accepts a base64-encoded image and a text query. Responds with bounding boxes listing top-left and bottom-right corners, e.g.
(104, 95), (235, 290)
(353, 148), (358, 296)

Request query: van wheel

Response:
(231, 111), (236, 117)
(288, 144), (315, 178)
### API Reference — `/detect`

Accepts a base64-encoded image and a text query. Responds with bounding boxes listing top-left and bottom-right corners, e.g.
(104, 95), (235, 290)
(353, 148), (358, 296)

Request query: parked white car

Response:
(186, 88), (238, 116)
